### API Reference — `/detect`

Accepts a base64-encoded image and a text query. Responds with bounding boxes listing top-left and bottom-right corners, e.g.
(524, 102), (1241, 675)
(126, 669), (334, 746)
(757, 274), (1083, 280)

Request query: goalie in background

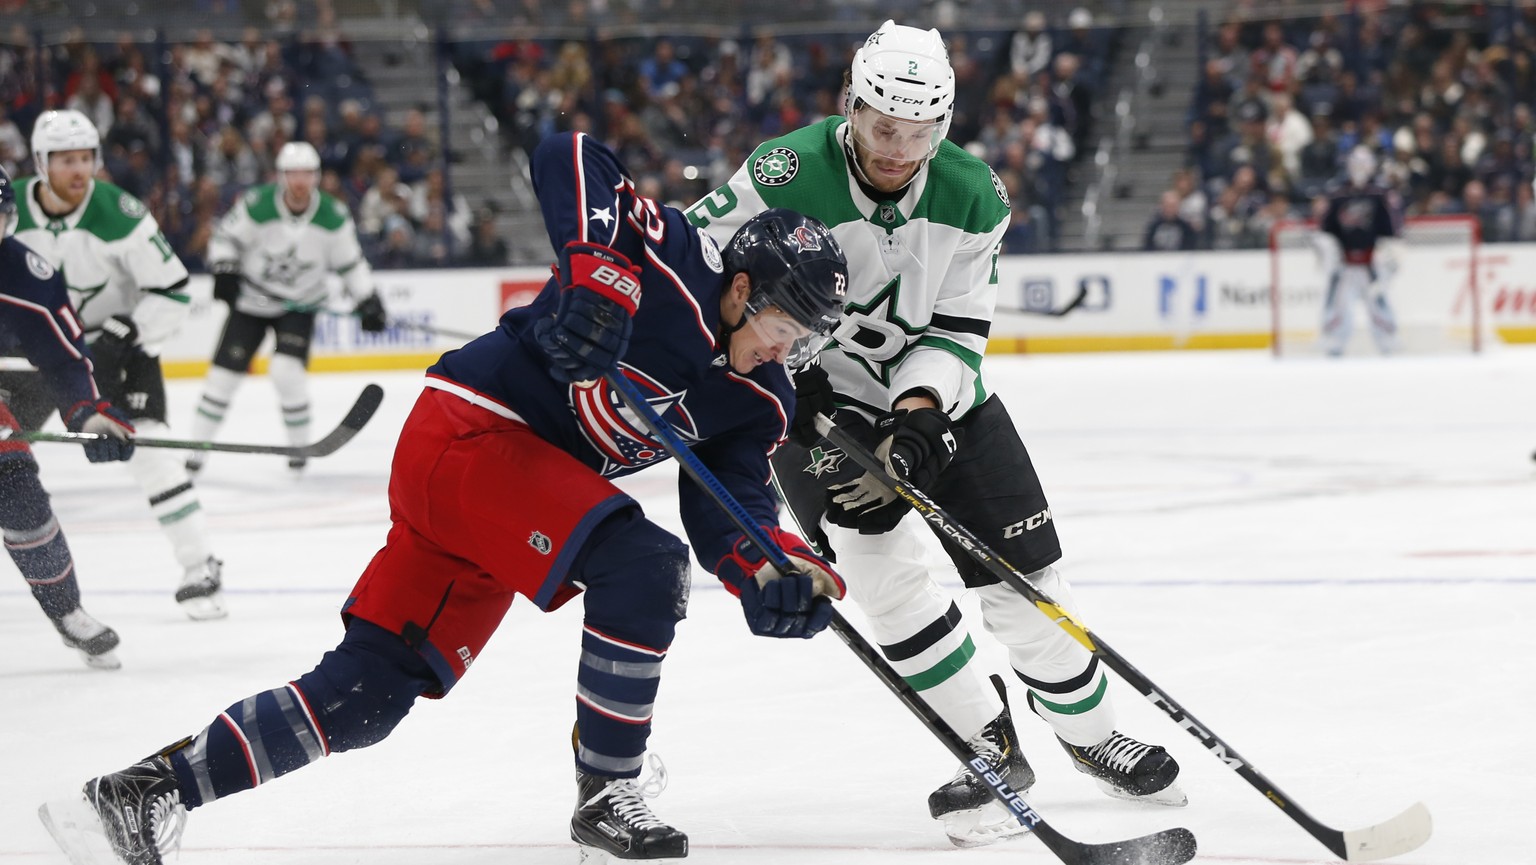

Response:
(185, 141), (388, 478)
(1314, 146), (1402, 357)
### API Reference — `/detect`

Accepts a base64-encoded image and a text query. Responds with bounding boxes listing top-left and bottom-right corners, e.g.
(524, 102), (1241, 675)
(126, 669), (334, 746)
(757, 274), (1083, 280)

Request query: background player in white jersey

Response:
(1315, 146), (1402, 356)
(688, 21), (1183, 847)
(185, 141), (387, 477)
(1, 162), (134, 669)
(2, 109), (226, 620)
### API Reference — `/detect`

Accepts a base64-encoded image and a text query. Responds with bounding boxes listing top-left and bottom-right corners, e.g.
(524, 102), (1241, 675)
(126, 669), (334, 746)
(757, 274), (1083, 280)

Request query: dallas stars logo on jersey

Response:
(753, 148), (799, 186)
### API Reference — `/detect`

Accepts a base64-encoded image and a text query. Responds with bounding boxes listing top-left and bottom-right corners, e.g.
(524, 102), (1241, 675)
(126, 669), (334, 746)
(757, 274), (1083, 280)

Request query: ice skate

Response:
(175, 555), (227, 620)
(1059, 731), (1187, 806)
(52, 607), (121, 670)
(927, 676), (1035, 847)
(38, 754), (186, 865)
(571, 756), (687, 862)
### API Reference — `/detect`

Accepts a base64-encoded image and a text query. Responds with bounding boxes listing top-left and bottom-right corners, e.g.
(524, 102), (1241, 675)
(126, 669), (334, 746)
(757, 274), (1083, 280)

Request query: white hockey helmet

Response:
(846, 20), (955, 161)
(275, 141), (321, 172)
(1346, 145), (1376, 187)
(30, 109), (101, 180)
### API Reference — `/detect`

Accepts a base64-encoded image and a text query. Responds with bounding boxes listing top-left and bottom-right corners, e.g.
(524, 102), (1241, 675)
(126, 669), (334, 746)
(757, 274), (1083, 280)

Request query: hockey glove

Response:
(354, 292), (389, 333)
(715, 526), (844, 639)
(788, 362), (834, 447)
(535, 242), (642, 384)
(211, 267), (241, 306)
(88, 314), (140, 383)
(825, 408), (957, 535)
(64, 400), (136, 463)
(881, 407), (959, 489)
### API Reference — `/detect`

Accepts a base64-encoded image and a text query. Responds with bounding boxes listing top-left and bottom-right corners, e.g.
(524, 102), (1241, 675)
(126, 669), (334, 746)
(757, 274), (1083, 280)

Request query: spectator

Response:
(1145, 190), (1200, 251)
(1002, 11), (1054, 80)
(464, 205), (510, 266)
(358, 166), (411, 242)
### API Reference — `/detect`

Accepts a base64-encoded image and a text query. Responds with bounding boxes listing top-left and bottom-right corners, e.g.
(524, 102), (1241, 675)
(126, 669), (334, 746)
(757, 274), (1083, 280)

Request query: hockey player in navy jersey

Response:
(1317, 146), (1403, 356)
(39, 131), (849, 865)
(0, 164), (136, 669)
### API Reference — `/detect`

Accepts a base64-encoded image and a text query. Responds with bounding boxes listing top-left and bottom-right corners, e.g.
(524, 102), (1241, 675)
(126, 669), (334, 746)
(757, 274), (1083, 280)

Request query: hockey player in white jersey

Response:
(1316, 146), (1402, 356)
(3, 109), (226, 620)
(688, 21), (1183, 847)
(184, 141), (386, 477)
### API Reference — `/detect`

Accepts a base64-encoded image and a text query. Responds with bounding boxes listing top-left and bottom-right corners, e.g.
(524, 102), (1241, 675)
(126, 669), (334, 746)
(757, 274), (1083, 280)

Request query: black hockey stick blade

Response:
(601, 372), (1195, 865)
(7, 384), (385, 458)
(812, 413), (1431, 863)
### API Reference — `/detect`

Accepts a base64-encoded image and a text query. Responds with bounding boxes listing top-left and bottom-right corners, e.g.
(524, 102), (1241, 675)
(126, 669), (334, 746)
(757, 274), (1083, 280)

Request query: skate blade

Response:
(1094, 777), (1189, 807)
(941, 802), (1035, 848)
(39, 794), (119, 865)
(576, 844), (688, 864)
(178, 593), (229, 621)
(79, 649), (122, 671)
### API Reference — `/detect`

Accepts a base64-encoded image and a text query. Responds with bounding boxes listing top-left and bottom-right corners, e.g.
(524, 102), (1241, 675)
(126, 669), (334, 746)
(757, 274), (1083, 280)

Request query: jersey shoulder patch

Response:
(25, 249), (55, 280)
(753, 147), (800, 186)
(698, 227), (723, 273)
(76, 181), (150, 242)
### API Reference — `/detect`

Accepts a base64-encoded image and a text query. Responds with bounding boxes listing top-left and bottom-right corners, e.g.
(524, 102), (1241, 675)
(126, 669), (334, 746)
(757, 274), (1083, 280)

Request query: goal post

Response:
(1269, 214), (1485, 357)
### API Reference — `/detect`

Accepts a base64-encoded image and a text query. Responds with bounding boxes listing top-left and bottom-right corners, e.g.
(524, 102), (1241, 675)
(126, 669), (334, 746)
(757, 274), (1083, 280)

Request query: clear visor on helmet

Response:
(848, 104), (946, 164)
(744, 303), (834, 369)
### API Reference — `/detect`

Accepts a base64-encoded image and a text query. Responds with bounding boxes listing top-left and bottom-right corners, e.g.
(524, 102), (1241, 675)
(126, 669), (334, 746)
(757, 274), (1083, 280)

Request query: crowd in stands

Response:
(1156, 5), (1536, 251)
(1, 11), (509, 271)
(449, 8), (1113, 255)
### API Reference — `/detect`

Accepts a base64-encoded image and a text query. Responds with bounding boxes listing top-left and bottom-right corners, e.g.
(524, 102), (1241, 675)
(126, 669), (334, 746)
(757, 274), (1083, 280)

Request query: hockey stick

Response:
(602, 370), (1197, 865)
(1013, 280), (1090, 317)
(5, 384), (385, 458)
(813, 414), (1432, 862)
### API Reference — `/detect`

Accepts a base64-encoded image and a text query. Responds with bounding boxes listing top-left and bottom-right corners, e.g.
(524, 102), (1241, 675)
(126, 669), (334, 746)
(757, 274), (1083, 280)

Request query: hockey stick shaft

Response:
(813, 414), (1430, 862)
(5, 384), (385, 458)
(603, 371), (1195, 865)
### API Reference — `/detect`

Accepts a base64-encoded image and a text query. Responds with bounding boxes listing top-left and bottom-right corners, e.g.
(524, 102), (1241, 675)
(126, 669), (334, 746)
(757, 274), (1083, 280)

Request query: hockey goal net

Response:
(1269, 215), (1485, 356)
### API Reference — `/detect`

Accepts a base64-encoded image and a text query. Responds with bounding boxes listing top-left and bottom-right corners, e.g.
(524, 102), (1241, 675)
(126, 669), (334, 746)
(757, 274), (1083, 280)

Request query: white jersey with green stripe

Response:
(687, 116), (1010, 422)
(11, 177), (191, 355)
(208, 184), (372, 318)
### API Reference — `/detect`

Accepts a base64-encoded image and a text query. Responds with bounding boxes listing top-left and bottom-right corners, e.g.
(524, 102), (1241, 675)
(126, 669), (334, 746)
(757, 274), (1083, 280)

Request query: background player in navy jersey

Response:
(0, 164), (136, 670)
(39, 131), (849, 865)
(1317, 146), (1403, 356)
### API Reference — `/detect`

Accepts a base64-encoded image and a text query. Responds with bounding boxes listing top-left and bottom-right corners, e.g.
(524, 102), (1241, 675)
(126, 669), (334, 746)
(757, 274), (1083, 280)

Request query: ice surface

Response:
(3, 348), (1531, 864)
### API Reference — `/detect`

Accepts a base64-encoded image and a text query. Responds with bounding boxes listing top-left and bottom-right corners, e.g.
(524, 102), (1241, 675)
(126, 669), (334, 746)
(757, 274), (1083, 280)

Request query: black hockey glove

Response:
(64, 400), (136, 463)
(535, 241), (641, 384)
(788, 362), (834, 447)
(354, 292), (389, 333)
(89, 315), (140, 383)
(212, 267), (241, 306)
(825, 408), (958, 535)
(882, 407), (959, 489)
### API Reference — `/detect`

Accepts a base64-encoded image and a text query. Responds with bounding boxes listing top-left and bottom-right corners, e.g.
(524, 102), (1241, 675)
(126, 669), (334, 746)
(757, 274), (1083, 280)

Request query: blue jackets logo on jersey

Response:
(572, 366), (699, 476)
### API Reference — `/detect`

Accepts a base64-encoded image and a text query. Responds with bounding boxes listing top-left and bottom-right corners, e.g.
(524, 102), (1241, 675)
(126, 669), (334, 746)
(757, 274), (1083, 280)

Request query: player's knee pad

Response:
(268, 352), (308, 403)
(577, 511), (690, 650)
(201, 364), (244, 403)
(975, 567), (1091, 676)
(823, 518), (933, 617)
(0, 457), (49, 530)
(292, 619), (438, 753)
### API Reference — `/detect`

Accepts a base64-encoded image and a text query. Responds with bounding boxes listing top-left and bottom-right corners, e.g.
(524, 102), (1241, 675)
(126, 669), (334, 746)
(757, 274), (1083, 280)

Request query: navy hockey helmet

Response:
(723, 208), (848, 364)
(0, 162), (16, 237)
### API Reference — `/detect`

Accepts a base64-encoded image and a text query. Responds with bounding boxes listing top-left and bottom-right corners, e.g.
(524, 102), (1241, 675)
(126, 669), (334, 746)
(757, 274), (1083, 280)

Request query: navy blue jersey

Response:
(1321, 185), (1400, 265)
(429, 132), (793, 571)
(0, 235), (101, 415)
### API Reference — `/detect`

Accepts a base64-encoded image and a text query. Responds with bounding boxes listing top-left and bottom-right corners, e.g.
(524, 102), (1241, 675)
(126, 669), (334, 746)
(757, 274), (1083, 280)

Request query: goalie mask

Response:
(723, 208), (849, 367)
(846, 20), (955, 170)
